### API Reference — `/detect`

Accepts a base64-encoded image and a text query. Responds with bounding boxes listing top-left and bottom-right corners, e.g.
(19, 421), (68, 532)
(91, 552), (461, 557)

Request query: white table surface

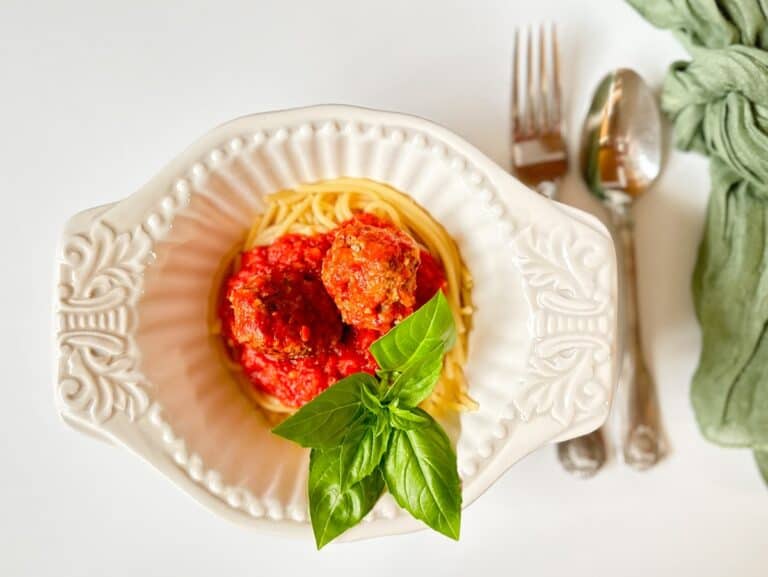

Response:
(2, 0), (766, 575)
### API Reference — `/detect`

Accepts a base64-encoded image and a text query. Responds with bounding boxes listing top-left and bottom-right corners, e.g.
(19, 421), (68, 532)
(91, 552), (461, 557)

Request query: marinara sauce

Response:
(220, 214), (447, 408)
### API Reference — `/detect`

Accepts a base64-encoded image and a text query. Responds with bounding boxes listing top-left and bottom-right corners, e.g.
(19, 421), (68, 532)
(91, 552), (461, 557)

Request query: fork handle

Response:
(609, 203), (666, 470)
(557, 428), (607, 477)
(535, 180), (559, 200)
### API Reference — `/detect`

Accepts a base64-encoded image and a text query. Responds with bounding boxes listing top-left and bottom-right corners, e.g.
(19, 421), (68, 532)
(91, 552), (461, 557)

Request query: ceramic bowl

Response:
(55, 105), (617, 540)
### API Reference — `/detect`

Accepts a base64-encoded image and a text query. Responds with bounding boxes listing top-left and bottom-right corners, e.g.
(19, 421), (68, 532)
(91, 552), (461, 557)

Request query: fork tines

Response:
(510, 23), (567, 195)
(512, 23), (562, 139)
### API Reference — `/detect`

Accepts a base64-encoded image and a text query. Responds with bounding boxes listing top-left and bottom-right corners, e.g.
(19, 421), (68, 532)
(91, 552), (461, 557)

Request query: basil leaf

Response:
(343, 423), (391, 488)
(326, 414), (390, 489)
(272, 373), (377, 448)
(387, 346), (445, 407)
(359, 380), (383, 414)
(371, 291), (455, 371)
(373, 411), (390, 437)
(309, 449), (385, 548)
(371, 291), (456, 406)
(389, 405), (430, 430)
(383, 412), (461, 540)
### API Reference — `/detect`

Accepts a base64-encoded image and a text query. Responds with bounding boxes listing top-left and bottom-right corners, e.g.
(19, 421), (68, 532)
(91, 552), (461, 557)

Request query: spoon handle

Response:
(610, 204), (666, 470)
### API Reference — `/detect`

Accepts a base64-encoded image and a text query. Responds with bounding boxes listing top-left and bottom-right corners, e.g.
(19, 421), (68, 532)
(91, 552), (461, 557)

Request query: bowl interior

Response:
(135, 122), (532, 524)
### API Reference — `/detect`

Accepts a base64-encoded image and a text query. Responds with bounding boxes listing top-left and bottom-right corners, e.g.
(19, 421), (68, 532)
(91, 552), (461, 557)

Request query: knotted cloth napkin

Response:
(627, 0), (768, 484)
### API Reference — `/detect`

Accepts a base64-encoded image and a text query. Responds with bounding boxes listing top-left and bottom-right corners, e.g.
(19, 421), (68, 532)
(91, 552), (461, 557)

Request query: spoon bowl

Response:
(580, 68), (662, 203)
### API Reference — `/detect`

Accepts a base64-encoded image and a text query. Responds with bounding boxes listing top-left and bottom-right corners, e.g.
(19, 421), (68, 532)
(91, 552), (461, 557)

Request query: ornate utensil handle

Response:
(557, 428), (607, 477)
(610, 203), (665, 469)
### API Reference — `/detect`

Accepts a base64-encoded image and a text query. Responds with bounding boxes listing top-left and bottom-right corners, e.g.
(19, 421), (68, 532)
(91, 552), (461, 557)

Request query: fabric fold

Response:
(628, 0), (768, 485)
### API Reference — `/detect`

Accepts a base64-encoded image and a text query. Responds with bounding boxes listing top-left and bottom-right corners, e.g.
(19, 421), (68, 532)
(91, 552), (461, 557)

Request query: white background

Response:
(1, 0), (766, 575)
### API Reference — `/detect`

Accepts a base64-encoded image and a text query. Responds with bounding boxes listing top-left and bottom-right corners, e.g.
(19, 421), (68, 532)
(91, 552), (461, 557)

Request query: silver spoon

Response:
(579, 68), (666, 470)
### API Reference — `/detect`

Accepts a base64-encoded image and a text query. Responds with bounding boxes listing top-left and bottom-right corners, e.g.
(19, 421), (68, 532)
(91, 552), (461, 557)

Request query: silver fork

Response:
(510, 23), (568, 198)
(511, 24), (608, 477)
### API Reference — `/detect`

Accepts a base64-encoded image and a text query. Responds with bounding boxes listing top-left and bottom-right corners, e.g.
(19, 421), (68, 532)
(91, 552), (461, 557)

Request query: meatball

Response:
(321, 214), (420, 331)
(227, 267), (342, 359)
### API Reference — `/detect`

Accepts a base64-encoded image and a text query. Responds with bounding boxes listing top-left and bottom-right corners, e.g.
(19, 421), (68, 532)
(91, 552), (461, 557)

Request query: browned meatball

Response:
(321, 213), (420, 331)
(227, 266), (342, 359)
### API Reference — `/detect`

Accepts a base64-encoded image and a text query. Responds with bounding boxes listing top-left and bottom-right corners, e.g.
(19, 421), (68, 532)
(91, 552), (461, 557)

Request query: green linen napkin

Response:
(627, 0), (768, 485)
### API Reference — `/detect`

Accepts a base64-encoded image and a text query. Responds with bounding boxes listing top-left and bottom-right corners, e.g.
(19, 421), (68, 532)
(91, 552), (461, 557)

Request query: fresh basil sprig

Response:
(371, 290), (456, 407)
(307, 448), (385, 547)
(272, 373), (377, 449)
(384, 410), (461, 540)
(272, 291), (462, 548)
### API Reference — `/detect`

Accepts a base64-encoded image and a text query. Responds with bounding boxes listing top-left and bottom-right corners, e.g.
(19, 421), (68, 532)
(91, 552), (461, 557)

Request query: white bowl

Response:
(55, 105), (618, 541)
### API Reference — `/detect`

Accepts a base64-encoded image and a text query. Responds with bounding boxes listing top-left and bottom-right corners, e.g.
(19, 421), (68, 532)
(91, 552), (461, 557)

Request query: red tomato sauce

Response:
(220, 214), (447, 409)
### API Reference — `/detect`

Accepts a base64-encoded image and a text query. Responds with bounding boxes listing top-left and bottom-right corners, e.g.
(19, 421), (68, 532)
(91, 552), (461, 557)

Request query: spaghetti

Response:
(211, 177), (475, 415)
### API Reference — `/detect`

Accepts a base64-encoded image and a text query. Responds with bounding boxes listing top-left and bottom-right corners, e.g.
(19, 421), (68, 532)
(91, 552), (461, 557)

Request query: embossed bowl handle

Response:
(56, 201), (157, 440)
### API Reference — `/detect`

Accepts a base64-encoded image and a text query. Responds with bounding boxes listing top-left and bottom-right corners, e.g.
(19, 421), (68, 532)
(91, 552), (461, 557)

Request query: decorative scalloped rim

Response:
(55, 106), (617, 540)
